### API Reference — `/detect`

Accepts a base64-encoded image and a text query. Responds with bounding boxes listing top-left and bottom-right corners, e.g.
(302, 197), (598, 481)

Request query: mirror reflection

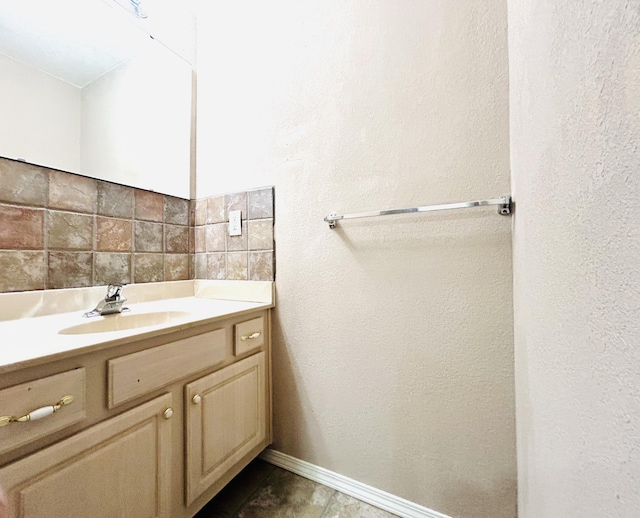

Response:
(0, 0), (193, 198)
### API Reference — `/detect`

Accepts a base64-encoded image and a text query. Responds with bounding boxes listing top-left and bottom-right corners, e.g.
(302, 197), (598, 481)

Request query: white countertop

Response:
(0, 281), (274, 374)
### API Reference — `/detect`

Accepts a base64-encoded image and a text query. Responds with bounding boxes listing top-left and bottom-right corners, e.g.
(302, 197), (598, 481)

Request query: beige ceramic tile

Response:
(134, 190), (164, 222)
(194, 226), (206, 253)
(194, 253), (207, 279)
(47, 252), (93, 289)
(134, 254), (164, 283)
(94, 253), (131, 285)
(165, 224), (189, 253)
(227, 252), (248, 280)
(47, 211), (93, 251)
(49, 171), (97, 213)
(225, 192), (248, 220)
(0, 205), (44, 250)
(97, 181), (134, 218)
(248, 219), (274, 250)
(135, 221), (163, 252)
(249, 251), (274, 281)
(164, 254), (189, 281)
(322, 492), (400, 518)
(189, 226), (195, 254)
(227, 220), (248, 251)
(189, 199), (196, 227)
(0, 159), (48, 206)
(195, 199), (207, 226)
(164, 196), (189, 225)
(207, 195), (225, 224)
(206, 253), (226, 280)
(248, 187), (274, 219)
(0, 251), (45, 292)
(206, 224), (226, 252)
(97, 217), (132, 252)
(237, 469), (334, 518)
(189, 253), (196, 280)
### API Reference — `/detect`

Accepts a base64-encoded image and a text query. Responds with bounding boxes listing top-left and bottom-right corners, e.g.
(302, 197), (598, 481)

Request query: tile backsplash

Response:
(0, 157), (190, 292)
(193, 188), (275, 282)
(0, 157), (275, 293)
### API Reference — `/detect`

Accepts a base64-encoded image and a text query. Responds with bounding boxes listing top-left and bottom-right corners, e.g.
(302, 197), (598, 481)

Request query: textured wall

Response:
(509, 1), (640, 516)
(196, 2), (515, 516)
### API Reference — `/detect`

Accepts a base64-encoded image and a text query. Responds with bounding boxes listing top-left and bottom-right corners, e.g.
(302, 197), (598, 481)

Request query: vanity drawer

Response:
(108, 328), (226, 408)
(234, 316), (265, 356)
(0, 368), (86, 456)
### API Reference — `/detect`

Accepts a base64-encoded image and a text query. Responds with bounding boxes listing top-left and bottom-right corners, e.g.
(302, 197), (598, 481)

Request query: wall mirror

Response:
(0, 0), (194, 199)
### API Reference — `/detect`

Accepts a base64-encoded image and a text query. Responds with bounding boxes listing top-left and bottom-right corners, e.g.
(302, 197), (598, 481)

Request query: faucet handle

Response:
(106, 284), (126, 300)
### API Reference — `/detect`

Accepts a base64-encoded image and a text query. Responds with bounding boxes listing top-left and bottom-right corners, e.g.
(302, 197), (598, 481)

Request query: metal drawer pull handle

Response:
(0, 395), (74, 427)
(240, 331), (261, 341)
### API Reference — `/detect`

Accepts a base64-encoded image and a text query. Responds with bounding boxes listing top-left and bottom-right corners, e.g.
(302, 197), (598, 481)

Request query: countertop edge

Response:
(0, 299), (274, 375)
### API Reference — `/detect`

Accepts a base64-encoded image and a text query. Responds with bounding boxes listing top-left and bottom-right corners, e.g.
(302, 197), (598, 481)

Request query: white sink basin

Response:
(58, 311), (192, 335)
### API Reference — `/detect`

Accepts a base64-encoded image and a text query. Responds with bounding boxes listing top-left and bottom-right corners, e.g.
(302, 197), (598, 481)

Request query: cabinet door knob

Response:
(163, 408), (174, 419)
(192, 394), (202, 405)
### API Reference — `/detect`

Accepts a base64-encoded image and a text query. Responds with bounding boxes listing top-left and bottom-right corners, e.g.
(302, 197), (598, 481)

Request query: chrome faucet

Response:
(83, 284), (129, 318)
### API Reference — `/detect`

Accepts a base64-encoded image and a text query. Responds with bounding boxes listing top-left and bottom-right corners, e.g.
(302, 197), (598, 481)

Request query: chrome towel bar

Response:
(324, 196), (512, 228)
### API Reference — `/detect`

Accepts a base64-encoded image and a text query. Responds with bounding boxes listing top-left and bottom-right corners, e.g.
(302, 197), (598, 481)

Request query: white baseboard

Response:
(260, 448), (451, 518)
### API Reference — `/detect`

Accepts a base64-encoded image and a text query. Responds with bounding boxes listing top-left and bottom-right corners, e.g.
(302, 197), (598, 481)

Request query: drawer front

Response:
(0, 368), (86, 456)
(234, 316), (265, 356)
(109, 328), (226, 408)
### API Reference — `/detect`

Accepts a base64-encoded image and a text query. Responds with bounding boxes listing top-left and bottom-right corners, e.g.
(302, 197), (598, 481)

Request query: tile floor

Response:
(195, 458), (400, 518)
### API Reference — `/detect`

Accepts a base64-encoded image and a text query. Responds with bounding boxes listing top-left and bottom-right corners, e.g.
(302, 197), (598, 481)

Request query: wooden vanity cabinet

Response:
(0, 309), (271, 518)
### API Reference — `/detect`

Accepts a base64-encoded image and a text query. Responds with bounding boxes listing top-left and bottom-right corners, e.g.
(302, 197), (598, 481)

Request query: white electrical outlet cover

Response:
(229, 210), (242, 236)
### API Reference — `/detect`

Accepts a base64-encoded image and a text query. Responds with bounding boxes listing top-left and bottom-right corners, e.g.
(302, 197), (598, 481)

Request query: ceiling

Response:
(0, 0), (151, 87)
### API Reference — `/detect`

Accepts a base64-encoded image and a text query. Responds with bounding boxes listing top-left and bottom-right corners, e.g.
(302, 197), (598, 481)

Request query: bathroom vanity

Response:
(0, 281), (273, 517)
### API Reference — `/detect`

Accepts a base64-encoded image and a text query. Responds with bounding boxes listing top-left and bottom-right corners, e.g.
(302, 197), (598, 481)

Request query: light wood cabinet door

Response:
(185, 352), (266, 505)
(0, 394), (173, 518)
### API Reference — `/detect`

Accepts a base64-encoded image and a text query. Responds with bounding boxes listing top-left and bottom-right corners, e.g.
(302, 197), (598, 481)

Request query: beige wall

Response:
(196, 2), (515, 517)
(0, 53), (81, 173)
(82, 42), (192, 199)
(509, 1), (640, 517)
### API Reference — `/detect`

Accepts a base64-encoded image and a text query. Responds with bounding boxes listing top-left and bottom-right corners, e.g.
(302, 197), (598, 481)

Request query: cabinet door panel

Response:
(185, 352), (266, 505)
(0, 394), (172, 518)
